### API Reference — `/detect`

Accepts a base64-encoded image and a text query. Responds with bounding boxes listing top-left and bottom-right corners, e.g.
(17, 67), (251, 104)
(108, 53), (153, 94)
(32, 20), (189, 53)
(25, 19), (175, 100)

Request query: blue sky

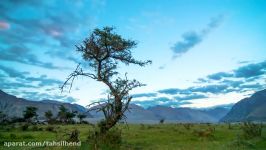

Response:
(0, 0), (265, 108)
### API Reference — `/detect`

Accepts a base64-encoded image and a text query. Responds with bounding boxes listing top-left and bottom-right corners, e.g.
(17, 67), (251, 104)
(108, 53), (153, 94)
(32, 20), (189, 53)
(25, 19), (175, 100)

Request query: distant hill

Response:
(89, 104), (230, 123)
(220, 89), (266, 122)
(0, 90), (230, 123)
(147, 105), (229, 123)
(88, 103), (162, 123)
(0, 90), (90, 119)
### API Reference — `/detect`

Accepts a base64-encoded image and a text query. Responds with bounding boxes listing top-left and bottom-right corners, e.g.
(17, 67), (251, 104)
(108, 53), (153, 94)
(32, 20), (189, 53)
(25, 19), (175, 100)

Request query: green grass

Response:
(0, 123), (265, 150)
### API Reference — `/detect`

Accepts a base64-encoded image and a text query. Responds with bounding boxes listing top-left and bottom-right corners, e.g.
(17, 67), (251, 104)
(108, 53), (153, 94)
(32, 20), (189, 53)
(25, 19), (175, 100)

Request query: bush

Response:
(46, 126), (55, 132)
(21, 124), (29, 131)
(147, 125), (153, 129)
(67, 129), (80, 142)
(88, 127), (122, 149)
(140, 124), (145, 130)
(4, 126), (12, 132)
(228, 134), (255, 149)
(9, 133), (17, 139)
(183, 123), (192, 130)
(241, 122), (262, 139)
(22, 134), (33, 139)
(31, 125), (39, 131)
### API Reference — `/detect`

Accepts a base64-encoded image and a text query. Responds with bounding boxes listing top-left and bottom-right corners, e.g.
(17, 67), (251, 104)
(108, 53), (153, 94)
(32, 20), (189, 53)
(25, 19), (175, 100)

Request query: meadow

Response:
(0, 123), (265, 150)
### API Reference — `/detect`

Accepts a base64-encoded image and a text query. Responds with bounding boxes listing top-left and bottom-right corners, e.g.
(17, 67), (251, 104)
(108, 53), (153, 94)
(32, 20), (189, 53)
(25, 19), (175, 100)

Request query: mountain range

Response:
(1, 89), (266, 123)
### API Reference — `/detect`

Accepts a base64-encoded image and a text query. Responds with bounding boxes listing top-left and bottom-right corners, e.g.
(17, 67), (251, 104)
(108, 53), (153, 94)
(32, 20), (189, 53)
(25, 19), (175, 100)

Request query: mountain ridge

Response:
(220, 89), (266, 122)
(0, 90), (230, 123)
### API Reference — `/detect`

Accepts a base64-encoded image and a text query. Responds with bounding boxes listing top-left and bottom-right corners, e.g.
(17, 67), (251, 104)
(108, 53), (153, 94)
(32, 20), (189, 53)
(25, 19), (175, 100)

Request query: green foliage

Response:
(21, 124), (29, 131)
(9, 133), (16, 139)
(140, 123), (145, 130)
(31, 125), (39, 131)
(77, 113), (86, 123)
(183, 123), (192, 130)
(0, 123), (265, 149)
(61, 26), (151, 134)
(23, 106), (38, 123)
(57, 105), (76, 124)
(241, 122), (262, 139)
(45, 126), (55, 132)
(228, 134), (256, 149)
(45, 110), (53, 123)
(21, 134), (34, 139)
(67, 129), (80, 142)
(88, 127), (122, 150)
(57, 105), (68, 123)
(66, 111), (76, 123)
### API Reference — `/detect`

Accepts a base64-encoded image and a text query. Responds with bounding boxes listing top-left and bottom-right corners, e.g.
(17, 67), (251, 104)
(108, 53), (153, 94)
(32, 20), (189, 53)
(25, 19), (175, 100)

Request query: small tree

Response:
(45, 110), (53, 123)
(66, 111), (77, 123)
(23, 106), (38, 123)
(61, 27), (151, 134)
(57, 105), (68, 123)
(77, 114), (86, 123)
(159, 118), (165, 124)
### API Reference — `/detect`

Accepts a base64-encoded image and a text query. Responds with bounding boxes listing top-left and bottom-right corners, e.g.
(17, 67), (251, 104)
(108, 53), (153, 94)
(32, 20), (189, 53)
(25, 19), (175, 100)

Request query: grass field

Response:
(0, 123), (265, 150)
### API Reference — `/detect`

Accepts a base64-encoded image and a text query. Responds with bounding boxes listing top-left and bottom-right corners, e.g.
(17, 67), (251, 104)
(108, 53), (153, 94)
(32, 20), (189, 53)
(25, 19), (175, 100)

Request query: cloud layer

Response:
(0, 0), (103, 103)
(133, 60), (266, 108)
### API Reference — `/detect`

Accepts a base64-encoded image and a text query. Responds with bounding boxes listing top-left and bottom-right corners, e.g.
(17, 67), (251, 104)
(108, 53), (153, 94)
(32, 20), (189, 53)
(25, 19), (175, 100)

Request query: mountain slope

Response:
(0, 90), (89, 119)
(88, 104), (159, 123)
(220, 89), (266, 122)
(202, 107), (231, 121)
(147, 106), (223, 123)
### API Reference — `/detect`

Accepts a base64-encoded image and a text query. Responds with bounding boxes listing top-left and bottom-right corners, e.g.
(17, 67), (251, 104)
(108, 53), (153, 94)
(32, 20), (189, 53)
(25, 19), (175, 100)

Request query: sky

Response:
(0, 0), (266, 108)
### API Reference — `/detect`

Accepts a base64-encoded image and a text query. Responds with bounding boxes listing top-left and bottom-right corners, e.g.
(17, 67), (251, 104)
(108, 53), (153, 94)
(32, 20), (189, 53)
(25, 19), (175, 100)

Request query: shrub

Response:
(9, 133), (17, 139)
(67, 129), (80, 142)
(46, 126), (55, 132)
(88, 127), (122, 149)
(22, 134), (33, 139)
(4, 126), (12, 132)
(228, 134), (255, 149)
(183, 123), (192, 130)
(0, 133), (3, 139)
(147, 125), (154, 129)
(140, 124), (145, 130)
(21, 124), (29, 131)
(31, 125), (39, 131)
(241, 122), (262, 139)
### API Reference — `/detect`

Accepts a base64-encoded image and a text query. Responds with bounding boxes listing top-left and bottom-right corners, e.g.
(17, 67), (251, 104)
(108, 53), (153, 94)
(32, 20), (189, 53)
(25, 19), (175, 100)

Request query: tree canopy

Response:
(61, 27), (151, 133)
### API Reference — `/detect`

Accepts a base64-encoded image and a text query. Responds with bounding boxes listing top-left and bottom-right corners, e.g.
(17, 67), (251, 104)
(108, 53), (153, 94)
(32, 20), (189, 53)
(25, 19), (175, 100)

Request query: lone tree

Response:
(23, 106), (38, 123)
(61, 27), (151, 133)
